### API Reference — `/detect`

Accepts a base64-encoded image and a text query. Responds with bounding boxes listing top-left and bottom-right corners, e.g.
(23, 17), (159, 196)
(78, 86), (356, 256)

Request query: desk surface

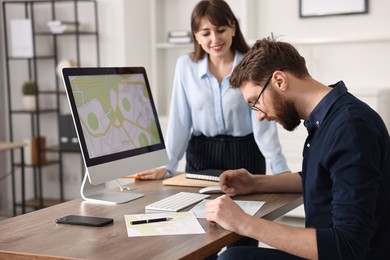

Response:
(0, 179), (302, 260)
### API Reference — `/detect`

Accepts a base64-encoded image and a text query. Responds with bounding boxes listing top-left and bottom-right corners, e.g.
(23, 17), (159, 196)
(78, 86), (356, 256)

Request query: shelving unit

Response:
(149, 0), (259, 116)
(2, 0), (99, 213)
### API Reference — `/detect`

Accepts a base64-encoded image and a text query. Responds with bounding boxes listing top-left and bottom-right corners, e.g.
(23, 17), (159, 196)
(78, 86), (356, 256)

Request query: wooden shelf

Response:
(11, 109), (58, 114)
(14, 160), (60, 168)
(46, 144), (80, 153)
(25, 199), (64, 208)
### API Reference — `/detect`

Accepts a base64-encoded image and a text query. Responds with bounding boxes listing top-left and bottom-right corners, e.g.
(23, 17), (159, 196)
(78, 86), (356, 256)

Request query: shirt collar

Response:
(304, 81), (348, 131)
(198, 55), (208, 78)
(198, 52), (244, 79)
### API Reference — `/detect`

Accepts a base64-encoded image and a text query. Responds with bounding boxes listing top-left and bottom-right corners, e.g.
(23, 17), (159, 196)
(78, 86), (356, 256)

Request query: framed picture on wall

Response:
(300, 0), (368, 18)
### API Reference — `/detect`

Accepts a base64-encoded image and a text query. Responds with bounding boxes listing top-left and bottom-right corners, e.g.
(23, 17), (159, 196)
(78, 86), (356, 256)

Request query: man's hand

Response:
(205, 195), (251, 233)
(220, 168), (256, 196)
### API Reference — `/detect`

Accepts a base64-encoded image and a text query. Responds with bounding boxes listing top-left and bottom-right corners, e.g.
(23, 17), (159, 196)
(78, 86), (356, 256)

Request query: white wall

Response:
(245, 0), (390, 172)
(257, 0), (388, 39)
(97, 0), (151, 69)
(254, 0), (390, 90)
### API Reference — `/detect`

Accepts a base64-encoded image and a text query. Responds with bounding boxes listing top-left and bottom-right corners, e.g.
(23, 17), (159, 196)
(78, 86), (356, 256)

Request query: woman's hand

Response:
(136, 167), (168, 180)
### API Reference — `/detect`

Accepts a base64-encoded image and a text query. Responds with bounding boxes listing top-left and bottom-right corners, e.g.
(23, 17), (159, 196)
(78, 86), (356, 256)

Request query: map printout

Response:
(124, 212), (205, 237)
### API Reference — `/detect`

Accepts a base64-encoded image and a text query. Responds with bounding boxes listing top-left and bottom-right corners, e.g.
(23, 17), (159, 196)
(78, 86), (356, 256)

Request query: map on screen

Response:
(68, 73), (161, 159)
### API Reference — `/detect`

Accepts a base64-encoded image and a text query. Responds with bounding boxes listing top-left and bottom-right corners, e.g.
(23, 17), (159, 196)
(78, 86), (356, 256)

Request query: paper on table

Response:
(124, 212), (205, 237)
(190, 199), (265, 218)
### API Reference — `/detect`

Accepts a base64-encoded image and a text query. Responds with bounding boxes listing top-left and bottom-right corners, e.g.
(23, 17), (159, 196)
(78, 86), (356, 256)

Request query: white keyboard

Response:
(145, 192), (210, 212)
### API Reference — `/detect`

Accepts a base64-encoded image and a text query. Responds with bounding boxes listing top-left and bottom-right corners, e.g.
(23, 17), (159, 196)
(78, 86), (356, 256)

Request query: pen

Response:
(130, 217), (173, 225)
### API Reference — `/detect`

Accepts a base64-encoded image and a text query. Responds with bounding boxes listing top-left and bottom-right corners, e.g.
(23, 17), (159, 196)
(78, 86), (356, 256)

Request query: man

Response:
(205, 37), (390, 260)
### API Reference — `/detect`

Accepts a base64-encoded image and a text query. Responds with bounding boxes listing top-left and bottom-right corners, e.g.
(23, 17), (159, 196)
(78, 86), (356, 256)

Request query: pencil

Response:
(122, 175), (142, 180)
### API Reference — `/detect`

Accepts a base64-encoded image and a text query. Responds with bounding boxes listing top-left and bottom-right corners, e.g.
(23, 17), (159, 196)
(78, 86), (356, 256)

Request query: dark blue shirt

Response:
(302, 81), (390, 260)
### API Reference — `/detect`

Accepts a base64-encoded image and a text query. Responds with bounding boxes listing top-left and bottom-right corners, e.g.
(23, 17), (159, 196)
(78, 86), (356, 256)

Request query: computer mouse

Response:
(199, 186), (223, 194)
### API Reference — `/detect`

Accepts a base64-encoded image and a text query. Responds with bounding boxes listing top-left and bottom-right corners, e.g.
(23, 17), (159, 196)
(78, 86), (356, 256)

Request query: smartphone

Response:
(55, 215), (113, 227)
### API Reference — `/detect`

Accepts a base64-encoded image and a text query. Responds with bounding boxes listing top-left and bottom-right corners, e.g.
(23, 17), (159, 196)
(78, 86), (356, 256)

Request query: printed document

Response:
(190, 199), (265, 218)
(124, 212), (205, 237)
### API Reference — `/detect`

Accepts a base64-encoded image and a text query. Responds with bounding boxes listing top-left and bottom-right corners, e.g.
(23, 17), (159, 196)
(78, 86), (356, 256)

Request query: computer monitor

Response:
(62, 67), (168, 204)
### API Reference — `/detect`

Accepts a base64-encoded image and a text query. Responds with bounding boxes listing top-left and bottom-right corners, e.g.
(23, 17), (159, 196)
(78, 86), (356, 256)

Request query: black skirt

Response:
(185, 133), (266, 174)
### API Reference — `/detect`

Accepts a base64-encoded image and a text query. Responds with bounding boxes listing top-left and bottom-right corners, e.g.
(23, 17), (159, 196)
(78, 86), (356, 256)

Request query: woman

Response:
(138, 0), (290, 180)
(137, 0), (290, 258)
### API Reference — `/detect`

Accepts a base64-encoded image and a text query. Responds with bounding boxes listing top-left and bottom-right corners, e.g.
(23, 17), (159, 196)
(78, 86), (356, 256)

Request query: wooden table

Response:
(0, 179), (302, 260)
(0, 142), (26, 216)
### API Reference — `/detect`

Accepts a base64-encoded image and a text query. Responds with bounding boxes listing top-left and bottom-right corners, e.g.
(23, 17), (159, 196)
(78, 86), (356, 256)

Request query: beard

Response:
(271, 90), (301, 131)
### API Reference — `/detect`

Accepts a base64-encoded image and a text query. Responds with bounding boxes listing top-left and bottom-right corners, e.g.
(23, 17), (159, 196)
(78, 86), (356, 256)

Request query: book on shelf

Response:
(168, 37), (192, 44)
(185, 169), (224, 182)
(167, 30), (193, 44)
(47, 20), (82, 34)
(168, 30), (191, 37)
(24, 136), (47, 165)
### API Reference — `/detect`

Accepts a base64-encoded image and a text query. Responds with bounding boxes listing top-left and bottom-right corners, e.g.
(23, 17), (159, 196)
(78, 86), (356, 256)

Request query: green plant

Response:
(22, 80), (38, 95)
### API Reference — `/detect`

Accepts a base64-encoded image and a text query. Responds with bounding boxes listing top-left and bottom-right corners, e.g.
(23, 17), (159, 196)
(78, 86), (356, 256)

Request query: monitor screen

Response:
(62, 67), (168, 203)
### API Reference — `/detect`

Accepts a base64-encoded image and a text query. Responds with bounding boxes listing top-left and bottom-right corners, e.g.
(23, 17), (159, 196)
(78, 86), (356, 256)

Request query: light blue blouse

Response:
(165, 52), (290, 175)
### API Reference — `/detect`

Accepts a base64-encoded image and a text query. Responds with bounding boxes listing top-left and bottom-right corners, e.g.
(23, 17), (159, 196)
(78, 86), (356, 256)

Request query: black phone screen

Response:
(55, 215), (114, 227)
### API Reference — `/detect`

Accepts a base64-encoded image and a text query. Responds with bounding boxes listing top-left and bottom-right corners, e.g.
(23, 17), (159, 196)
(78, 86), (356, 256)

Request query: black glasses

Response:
(250, 74), (273, 112)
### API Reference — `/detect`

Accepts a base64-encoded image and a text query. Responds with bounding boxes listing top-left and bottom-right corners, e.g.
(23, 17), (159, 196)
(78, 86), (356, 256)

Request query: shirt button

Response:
(307, 143), (310, 148)
(316, 121), (320, 125)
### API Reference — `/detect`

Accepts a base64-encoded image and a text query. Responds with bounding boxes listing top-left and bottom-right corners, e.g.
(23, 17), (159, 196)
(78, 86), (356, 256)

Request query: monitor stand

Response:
(80, 173), (144, 204)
